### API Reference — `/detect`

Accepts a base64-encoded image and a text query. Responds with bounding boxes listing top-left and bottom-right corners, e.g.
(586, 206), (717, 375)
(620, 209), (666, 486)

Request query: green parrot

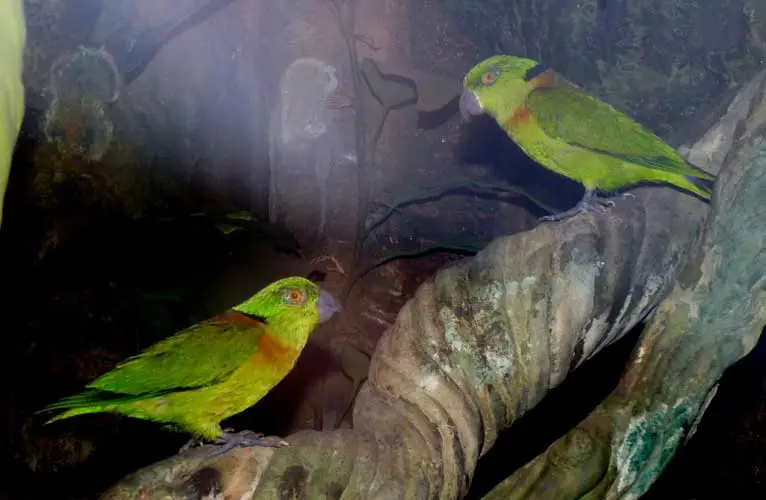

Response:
(459, 55), (715, 221)
(0, 0), (26, 229)
(39, 276), (340, 454)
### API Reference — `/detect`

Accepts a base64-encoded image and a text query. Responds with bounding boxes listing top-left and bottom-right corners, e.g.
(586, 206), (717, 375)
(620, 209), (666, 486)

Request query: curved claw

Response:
(178, 436), (205, 454)
(209, 430), (288, 458)
(178, 428), (289, 457)
(540, 190), (633, 222)
(540, 200), (609, 222)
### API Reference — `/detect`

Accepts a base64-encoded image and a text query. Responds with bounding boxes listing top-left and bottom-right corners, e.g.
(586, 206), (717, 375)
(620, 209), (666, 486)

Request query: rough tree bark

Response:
(481, 70), (766, 500)
(98, 62), (766, 500)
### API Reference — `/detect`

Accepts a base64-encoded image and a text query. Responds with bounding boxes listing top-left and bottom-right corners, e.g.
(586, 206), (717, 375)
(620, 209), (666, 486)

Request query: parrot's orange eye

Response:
(284, 289), (306, 305)
(482, 71), (498, 86)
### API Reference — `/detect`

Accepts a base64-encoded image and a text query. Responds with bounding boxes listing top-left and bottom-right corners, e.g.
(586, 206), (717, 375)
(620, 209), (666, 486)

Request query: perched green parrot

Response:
(0, 0), (26, 229)
(39, 276), (340, 454)
(459, 55), (715, 221)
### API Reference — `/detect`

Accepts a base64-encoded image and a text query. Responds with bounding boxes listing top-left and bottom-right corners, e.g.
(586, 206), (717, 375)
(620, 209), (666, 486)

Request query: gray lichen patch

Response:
(43, 46), (122, 161)
(43, 95), (114, 161)
(623, 273), (668, 330)
(548, 242), (606, 386)
(275, 57), (339, 145)
(436, 276), (515, 390)
(48, 46), (122, 104)
(268, 56), (356, 243)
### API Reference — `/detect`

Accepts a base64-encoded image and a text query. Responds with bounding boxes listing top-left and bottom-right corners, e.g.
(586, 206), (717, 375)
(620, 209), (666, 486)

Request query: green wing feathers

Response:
(527, 79), (713, 181)
(89, 320), (263, 394)
(39, 318), (264, 419)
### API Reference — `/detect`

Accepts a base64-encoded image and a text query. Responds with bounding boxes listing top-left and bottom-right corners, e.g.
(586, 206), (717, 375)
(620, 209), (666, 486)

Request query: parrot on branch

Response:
(459, 55), (715, 221)
(38, 276), (340, 455)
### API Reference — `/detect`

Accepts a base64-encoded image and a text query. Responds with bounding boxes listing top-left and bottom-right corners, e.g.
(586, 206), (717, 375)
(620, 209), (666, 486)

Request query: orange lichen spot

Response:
(216, 310), (262, 327)
(529, 70), (556, 89)
(505, 105), (531, 129)
(66, 121), (78, 142)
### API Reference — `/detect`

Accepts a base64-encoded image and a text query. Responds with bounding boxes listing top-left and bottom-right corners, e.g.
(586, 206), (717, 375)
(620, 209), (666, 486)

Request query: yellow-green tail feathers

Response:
(685, 174), (714, 200)
(36, 388), (166, 425)
(37, 390), (110, 425)
(609, 150), (715, 200)
(42, 407), (106, 426)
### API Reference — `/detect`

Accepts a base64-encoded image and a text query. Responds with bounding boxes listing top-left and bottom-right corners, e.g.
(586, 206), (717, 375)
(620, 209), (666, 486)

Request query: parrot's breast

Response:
(503, 109), (586, 183)
(207, 334), (300, 416)
(155, 335), (302, 428)
(254, 333), (301, 368)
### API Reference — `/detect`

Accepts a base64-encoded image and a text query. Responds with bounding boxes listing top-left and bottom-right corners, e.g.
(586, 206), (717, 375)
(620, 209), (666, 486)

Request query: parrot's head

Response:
(460, 55), (543, 122)
(232, 276), (340, 337)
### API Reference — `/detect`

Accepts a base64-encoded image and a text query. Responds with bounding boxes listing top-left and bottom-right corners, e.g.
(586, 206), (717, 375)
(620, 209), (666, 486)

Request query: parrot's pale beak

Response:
(459, 89), (484, 121)
(317, 289), (341, 323)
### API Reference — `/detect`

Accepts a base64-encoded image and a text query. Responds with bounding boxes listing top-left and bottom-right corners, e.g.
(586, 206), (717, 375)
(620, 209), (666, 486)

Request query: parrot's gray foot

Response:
(540, 190), (632, 222)
(178, 429), (288, 456)
(540, 200), (610, 221)
(209, 430), (288, 458)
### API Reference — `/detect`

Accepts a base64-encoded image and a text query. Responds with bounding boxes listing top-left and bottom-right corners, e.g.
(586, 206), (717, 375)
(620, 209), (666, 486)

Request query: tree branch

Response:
(481, 69), (766, 500)
(97, 60), (766, 500)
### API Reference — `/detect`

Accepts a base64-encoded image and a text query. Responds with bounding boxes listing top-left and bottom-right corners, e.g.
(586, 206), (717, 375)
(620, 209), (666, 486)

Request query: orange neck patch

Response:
(257, 334), (299, 364)
(505, 105), (530, 130)
(504, 70), (556, 131)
